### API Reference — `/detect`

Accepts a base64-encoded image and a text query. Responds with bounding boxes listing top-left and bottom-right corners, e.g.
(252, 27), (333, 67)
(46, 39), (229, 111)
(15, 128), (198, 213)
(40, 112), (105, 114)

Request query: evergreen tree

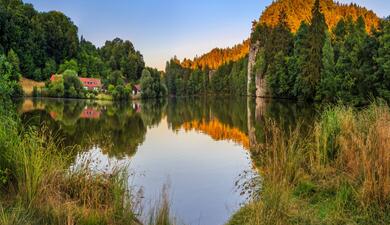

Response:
(316, 32), (339, 102)
(266, 51), (289, 97)
(292, 22), (309, 97)
(296, 0), (327, 101)
(375, 19), (390, 101)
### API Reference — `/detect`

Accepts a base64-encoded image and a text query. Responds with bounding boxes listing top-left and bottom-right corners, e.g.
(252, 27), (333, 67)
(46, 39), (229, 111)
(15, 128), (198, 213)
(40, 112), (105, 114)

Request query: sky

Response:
(24, 0), (390, 70)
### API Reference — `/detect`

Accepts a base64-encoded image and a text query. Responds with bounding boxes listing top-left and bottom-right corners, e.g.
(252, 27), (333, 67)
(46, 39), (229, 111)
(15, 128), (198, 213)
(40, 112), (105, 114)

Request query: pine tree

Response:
(316, 32), (339, 102)
(376, 19), (390, 101)
(292, 22), (309, 98)
(297, 0), (328, 101)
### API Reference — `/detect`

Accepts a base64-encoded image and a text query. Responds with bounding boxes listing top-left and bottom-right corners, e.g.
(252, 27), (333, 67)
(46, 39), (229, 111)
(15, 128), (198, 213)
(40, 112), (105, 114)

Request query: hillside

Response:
(258, 0), (380, 32)
(180, 0), (381, 71)
(180, 40), (249, 70)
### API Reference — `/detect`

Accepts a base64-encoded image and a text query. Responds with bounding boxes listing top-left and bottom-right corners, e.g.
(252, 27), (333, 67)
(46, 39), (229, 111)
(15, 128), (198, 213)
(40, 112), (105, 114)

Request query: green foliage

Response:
(0, 1), (79, 78)
(42, 59), (57, 80)
(63, 70), (84, 98)
(316, 33), (339, 102)
(100, 38), (145, 82)
(165, 55), (247, 96)
(376, 19), (390, 101)
(296, 0), (328, 101)
(78, 37), (107, 78)
(0, 55), (22, 98)
(141, 68), (166, 99)
(266, 51), (290, 97)
(107, 70), (125, 86)
(58, 59), (79, 74)
(248, 1), (388, 104)
(7, 49), (19, 73)
(47, 78), (64, 98)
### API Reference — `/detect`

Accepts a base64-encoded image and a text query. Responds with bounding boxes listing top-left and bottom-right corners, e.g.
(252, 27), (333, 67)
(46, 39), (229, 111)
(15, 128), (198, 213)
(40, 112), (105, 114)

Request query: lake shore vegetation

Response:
(228, 103), (390, 225)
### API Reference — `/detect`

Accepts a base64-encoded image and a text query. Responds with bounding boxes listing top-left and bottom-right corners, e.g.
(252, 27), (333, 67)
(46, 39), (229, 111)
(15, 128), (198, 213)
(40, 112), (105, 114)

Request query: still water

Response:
(19, 97), (315, 225)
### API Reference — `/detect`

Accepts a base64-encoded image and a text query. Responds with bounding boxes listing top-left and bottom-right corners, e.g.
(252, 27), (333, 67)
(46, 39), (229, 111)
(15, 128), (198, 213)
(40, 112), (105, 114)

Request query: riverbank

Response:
(0, 100), (177, 225)
(19, 77), (144, 101)
(228, 103), (390, 225)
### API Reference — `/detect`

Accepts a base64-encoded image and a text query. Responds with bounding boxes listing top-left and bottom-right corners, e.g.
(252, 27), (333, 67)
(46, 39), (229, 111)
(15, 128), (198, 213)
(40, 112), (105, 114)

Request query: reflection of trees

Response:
(140, 98), (167, 128)
(166, 97), (249, 133)
(20, 100), (147, 159)
(20, 97), (317, 164)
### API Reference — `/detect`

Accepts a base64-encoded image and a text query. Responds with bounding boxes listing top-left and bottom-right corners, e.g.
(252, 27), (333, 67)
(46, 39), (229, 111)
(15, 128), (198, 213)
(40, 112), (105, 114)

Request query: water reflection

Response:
(19, 97), (315, 225)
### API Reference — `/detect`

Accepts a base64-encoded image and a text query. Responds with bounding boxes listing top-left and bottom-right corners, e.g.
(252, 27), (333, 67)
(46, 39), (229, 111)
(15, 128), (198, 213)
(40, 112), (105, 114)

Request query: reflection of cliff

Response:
(182, 119), (250, 149)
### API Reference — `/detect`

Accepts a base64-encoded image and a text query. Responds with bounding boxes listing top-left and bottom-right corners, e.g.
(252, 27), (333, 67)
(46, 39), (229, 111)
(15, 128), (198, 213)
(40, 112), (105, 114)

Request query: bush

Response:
(47, 79), (64, 97)
(63, 70), (84, 98)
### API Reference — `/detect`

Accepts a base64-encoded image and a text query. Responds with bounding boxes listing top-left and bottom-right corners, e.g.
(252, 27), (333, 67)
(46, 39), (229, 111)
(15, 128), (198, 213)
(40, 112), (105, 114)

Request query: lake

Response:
(18, 97), (315, 225)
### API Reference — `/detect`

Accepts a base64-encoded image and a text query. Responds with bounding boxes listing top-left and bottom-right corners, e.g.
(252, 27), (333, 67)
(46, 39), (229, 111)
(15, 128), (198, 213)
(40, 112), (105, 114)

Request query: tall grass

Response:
(146, 186), (177, 225)
(0, 109), (141, 224)
(229, 103), (390, 225)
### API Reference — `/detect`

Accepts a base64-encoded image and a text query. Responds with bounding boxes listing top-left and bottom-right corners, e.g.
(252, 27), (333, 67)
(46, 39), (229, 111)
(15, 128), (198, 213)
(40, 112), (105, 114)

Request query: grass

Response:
(0, 103), (141, 225)
(146, 185), (177, 225)
(19, 77), (45, 96)
(228, 103), (390, 225)
(0, 100), (179, 225)
(96, 93), (113, 101)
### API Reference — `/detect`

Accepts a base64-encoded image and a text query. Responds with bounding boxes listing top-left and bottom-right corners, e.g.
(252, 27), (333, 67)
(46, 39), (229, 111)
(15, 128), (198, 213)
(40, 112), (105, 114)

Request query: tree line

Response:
(251, 0), (390, 104)
(165, 55), (248, 96)
(0, 0), (168, 99)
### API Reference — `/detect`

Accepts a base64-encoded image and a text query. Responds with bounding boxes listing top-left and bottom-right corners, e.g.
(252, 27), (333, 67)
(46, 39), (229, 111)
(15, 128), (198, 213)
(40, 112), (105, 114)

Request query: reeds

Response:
(146, 185), (177, 225)
(0, 112), (140, 224)
(229, 103), (390, 225)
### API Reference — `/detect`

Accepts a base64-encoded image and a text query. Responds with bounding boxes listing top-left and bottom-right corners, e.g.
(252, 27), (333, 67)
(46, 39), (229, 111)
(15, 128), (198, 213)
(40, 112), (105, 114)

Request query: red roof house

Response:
(50, 75), (62, 82)
(50, 75), (102, 91)
(79, 78), (102, 91)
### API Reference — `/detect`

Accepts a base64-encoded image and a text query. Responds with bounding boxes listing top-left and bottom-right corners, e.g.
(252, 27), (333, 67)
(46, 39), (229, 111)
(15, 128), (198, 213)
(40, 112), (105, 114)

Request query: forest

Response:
(0, 0), (165, 100)
(251, 0), (390, 104)
(165, 0), (389, 105)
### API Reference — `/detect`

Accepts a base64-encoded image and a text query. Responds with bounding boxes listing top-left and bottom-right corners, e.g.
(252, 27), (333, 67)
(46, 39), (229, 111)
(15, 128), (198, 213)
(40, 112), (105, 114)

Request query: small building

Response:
(132, 84), (142, 95)
(50, 75), (102, 91)
(79, 78), (102, 91)
(50, 74), (63, 82)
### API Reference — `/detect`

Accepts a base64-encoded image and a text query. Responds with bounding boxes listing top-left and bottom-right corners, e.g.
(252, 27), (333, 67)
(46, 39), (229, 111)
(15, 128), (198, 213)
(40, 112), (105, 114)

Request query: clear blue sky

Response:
(24, 0), (389, 70)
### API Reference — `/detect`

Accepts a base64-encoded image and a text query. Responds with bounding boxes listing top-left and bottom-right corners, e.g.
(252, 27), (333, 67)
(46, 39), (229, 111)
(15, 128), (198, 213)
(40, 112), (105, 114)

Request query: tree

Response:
(58, 59), (79, 74)
(316, 32), (339, 102)
(295, 0), (327, 101)
(100, 38), (145, 82)
(42, 59), (57, 80)
(7, 49), (20, 73)
(0, 55), (22, 98)
(375, 19), (390, 101)
(140, 69), (155, 98)
(63, 69), (84, 98)
(107, 70), (125, 86)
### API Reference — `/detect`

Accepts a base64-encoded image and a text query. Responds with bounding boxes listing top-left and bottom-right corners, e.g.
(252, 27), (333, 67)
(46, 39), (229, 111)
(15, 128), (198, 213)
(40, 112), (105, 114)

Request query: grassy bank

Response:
(0, 100), (179, 225)
(229, 103), (390, 225)
(0, 107), (140, 224)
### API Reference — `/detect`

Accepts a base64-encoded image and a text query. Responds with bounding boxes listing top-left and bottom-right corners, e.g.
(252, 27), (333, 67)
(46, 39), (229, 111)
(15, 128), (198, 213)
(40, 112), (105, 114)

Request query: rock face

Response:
(247, 41), (268, 97)
(247, 41), (259, 96)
